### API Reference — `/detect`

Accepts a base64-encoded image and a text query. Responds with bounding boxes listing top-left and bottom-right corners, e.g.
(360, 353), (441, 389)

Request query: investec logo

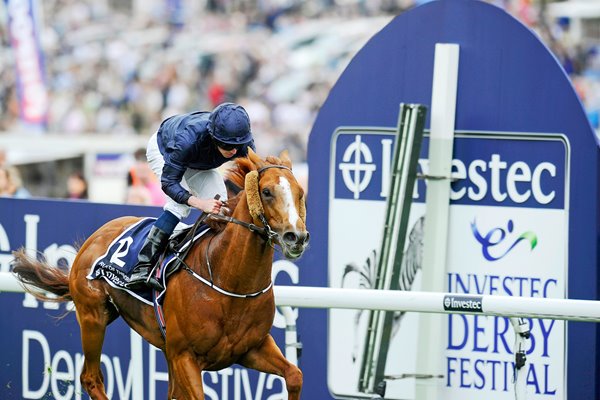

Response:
(443, 295), (483, 312)
(338, 134), (389, 199)
(332, 129), (567, 209)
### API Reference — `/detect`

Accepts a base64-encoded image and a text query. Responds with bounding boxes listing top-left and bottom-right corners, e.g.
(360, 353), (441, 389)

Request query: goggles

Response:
(214, 138), (243, 151)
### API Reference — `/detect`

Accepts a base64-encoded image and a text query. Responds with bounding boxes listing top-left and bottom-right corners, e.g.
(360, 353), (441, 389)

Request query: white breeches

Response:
(146, 132), (227, 220)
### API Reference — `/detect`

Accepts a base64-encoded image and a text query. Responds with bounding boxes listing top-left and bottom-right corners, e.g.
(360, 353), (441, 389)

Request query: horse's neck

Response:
(208, 194), (274, 293)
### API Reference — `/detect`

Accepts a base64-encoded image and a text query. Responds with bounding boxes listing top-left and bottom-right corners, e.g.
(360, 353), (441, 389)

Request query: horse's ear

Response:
(247, 148), (265, 170)
(279, 150), (292, 169)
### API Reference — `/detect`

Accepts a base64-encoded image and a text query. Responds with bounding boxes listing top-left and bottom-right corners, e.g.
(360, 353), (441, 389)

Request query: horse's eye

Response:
(262, 188), (272, 197)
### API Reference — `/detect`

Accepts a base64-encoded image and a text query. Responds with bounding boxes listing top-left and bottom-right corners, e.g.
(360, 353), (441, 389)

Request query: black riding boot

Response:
(127, 226), (169, 291)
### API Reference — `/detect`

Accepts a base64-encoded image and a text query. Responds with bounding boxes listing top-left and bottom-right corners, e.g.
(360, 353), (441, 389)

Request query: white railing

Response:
(0, 271), (23, 293)
(276, 286), (600, 400)
(273, 285), (600, 322)
(3, 272), (600, 400)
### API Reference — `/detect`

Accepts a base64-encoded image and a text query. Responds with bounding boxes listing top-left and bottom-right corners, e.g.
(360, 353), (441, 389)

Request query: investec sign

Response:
(0, 200), (294, 399)
(328, 128), (568, 399)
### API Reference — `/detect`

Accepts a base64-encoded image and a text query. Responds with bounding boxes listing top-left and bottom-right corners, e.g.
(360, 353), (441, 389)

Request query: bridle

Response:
(209, 164), (292, 244)
(173, 164), (293, 298)
(208, 213), (277, 244)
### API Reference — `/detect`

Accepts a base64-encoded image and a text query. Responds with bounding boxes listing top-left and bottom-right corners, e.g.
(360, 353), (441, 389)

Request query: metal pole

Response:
(415, 43), (460, 400)
(358, 104), (426, 395)
(510, 317), (531, 400)
(0, 271), (24, 292)
(279, 306), (300, 366)
(130, 330), (144, 400)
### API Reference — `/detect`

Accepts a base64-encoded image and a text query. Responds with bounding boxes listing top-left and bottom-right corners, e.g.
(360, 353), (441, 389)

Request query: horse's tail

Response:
(11, 248), (72, 302)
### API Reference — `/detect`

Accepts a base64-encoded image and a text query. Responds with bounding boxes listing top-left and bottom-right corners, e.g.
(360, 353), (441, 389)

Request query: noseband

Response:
(173, 164), (294, 299)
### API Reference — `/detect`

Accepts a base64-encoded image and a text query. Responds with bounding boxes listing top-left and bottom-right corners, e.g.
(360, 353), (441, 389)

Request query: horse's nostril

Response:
(283, 232), (298, 244)
(303, 232), (310, 244)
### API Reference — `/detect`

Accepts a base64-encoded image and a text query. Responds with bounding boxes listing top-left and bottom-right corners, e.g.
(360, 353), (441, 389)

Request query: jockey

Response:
(127, 102), (255, 290)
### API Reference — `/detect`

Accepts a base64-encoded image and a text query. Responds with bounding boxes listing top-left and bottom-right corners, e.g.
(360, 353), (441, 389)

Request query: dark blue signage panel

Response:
(0, 198), (300, 399)
(333, 130), (567, 209)
(301, 0), (599, 399)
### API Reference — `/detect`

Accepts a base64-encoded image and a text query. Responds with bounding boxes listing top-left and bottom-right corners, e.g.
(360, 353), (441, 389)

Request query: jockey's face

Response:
(214, 137), (242, 158)
(217, 146), (239, 158)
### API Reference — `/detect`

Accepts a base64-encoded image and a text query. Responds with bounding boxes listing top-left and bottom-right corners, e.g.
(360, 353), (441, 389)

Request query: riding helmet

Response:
(208, 103), (253, 144)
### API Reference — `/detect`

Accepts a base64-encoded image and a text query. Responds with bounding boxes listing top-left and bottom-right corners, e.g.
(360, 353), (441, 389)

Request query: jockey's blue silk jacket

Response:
(156, 111), (255, 204)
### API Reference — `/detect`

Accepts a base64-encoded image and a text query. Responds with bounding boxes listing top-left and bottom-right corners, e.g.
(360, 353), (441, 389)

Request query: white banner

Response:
(328, 129), (569, 399)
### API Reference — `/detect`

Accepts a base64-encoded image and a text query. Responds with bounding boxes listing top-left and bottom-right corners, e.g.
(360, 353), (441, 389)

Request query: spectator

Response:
(6, 166), (31, 198)
(0, 165), (31, 198)
(66, 171), (89, 200)
(0, 166), (9, 196)
(125, 185), (153, 205)
(127, 148), (166, 206)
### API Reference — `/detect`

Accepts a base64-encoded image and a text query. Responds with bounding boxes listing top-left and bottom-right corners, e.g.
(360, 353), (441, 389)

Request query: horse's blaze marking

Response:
(279, 176), (300, 228)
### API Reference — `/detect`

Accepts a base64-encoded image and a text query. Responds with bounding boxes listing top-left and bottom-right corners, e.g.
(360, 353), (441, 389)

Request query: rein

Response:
(208, 213), (277, 243)
(210, 164), (292, 244)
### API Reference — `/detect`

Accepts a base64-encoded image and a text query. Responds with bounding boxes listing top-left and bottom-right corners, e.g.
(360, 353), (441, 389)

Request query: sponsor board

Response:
(328, 129), (568, 399)
(0, 198), (301, 399)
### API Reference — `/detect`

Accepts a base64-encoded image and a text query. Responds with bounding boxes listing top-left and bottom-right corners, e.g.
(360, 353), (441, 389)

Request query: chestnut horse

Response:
(12, 149), (309, 400)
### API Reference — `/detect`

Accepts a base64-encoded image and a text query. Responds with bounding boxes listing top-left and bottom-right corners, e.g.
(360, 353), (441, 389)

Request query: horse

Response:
(11, 149), (309, 400)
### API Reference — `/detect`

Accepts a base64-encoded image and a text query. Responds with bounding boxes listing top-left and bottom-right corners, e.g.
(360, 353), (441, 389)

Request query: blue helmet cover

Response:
(208, 102), (252, 144)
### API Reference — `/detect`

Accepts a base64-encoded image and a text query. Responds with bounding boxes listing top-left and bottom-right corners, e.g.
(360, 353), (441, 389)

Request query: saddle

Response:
(86, 218), (210, 305)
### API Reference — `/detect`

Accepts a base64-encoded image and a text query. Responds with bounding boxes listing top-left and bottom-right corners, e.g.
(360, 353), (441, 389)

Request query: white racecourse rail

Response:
(273, 285), (600, 322)
(3, 271), (600, 400)
(2, 271), (600, 321)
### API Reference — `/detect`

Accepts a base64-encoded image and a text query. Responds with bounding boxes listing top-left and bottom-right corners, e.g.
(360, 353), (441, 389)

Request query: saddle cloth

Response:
(87, 218), (210, 305)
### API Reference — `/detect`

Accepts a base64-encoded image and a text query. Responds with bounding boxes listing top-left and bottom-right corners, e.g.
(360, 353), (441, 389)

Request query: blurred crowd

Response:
(0, 0), (411, 162)
(0, 0), (599, 203)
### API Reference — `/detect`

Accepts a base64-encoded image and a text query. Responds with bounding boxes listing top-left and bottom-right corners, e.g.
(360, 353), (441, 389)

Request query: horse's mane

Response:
(208, 156), (279, 231)
(225, 157), (254, 189)
(225, 155), (288, 190)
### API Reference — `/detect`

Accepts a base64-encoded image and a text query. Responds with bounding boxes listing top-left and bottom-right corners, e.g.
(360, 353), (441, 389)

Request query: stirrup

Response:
(146, 276), (164, 291)
(126, 266), (151, 289)
(145, 263), (164, 291)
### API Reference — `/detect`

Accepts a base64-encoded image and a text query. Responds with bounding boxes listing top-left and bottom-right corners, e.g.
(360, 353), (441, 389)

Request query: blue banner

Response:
(166, 0), (184, 28)
(4, 0), (49, 129)
(0, 198), (305, 399)
(333, 130), (567, 209)
(305, 0), (600, 398)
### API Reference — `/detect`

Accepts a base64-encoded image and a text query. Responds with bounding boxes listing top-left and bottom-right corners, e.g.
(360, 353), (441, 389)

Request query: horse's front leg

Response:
(167, 381), (183, 400)
(168, 351), (205, 400)
(239, 334), (302, 400)
(167, 359), (184, 400)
